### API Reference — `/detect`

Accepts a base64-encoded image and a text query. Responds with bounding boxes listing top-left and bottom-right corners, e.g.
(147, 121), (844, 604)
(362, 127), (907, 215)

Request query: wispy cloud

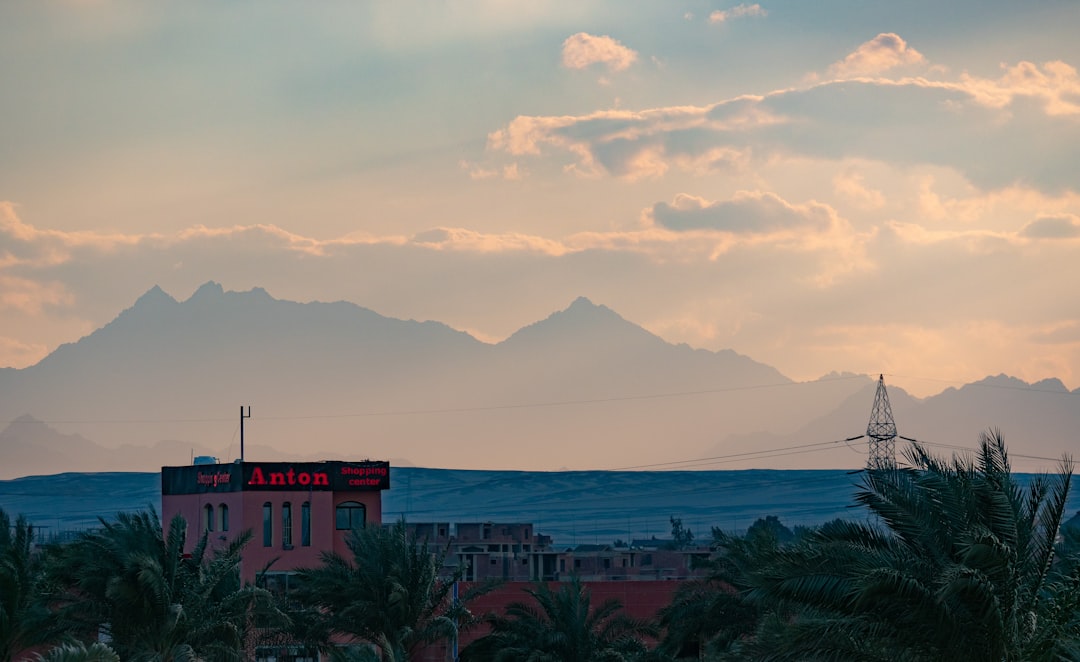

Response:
(709, 4), (768, 24)
(0, 274), (73, 314)
(561, 32), (638, 72)
(833, 171), (885, 210)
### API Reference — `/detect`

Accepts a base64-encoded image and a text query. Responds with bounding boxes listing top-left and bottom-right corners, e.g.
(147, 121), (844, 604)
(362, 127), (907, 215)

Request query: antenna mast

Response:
(240, 406), (251, 462)
(866, 375), (897, 470)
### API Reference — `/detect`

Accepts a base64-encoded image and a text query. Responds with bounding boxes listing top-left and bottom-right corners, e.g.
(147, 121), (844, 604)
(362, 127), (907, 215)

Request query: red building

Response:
(160, 459), (389, 584)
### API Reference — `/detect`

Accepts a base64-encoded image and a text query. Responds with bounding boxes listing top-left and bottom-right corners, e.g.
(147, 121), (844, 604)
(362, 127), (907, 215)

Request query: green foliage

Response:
(461, 575), (656, 662)
(50, 509), (279, 662)
(736, 430), (1080, 661)
(290, 518), (470, 662)
(32, 642), (120, 662)
(656, 519), (798, 660)
(744, 516), (794, 546)
(666, 517), (694, 551)
(0, 508), (67, 662)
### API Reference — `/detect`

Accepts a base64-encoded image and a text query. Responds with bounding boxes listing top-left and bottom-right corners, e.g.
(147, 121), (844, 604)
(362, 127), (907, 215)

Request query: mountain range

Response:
(1, 282), (1076, 478)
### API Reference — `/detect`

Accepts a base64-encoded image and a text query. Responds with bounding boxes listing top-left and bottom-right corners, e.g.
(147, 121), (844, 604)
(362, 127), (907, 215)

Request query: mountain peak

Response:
(501, 296), (659, 349)
(559, 296), (622, 322)
(567, 296), (598, 310)
(134, 285), (176, 308)
(186, 281), (225, 302)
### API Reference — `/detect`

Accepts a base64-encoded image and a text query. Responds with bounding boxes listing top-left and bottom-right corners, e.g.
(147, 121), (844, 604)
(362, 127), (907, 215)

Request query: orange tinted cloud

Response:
(561, 32), (638, 72)
(829, 33), (926, 77)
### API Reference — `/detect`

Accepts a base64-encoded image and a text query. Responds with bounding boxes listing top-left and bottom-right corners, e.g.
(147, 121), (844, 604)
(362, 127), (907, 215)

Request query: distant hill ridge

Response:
(1, 467), (1077, 547)
(0, 282), (1076, 476)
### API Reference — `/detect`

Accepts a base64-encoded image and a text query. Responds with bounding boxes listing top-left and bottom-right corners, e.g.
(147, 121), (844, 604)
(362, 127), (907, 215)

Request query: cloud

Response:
(410, 227), (569, 254)
(709, 4), (768, 23)
(0, 334), (50, 368)
(1020, 214), (1080, 239)
(486, 101), (768, 179)
(0, 274), (73, 314)
(485, 59), (1080, 193)
(959, 60), (1080, 116)
(833, 171), (885, 209)
(561, 32), (637, 72)
(0, 201), (141, 266)
(828, 33), (926, 78)
(651, 191), (837, 234)
(1029, 321), (1080, 344)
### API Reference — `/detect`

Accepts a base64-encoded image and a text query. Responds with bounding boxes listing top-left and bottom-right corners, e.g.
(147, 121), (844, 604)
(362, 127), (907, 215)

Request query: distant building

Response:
(161, 459), (390, 584)
(404, 521), (710, 583)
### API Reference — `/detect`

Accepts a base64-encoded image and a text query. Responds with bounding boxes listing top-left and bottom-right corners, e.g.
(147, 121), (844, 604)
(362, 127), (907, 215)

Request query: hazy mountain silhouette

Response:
(710, 376), (1079, 473)
(0, 283), (1074, 477)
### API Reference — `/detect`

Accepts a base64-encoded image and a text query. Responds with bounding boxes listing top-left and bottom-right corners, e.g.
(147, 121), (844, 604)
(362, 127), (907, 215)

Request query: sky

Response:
(2, 0), (1080, 399)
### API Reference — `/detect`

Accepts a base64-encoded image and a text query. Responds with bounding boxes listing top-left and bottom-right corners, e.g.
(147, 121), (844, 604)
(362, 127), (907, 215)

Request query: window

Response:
(301, 502), (311, 547)
(204, 504), (214, 532)
(263, 502), (273, 547)
(335, 501), (366, 530)
(282, 502), (293, 548)
(255, 572), (306, 628)
(219, 504), (229, 532)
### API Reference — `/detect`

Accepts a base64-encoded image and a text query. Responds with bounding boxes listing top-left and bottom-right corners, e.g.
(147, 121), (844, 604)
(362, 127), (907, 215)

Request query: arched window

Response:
(282, 502), (293, 548)
(301, 502), (311, 547)
(262, 502), (273, 547)
(219, 504), (229, 532)
(335, 501), (366, 531)
(204, 504), (214, 532)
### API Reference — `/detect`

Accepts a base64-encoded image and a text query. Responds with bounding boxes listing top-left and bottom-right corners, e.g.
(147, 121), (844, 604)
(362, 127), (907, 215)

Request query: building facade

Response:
(160, 459), (390, 583)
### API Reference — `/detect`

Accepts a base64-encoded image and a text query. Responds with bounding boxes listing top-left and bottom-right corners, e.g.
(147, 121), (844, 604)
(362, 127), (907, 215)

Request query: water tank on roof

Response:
(193, 455), (219, 465)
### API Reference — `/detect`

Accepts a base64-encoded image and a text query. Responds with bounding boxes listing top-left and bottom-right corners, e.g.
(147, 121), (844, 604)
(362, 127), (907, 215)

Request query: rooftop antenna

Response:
(866, 375), (897, 470)
(240, 406), (251, 462)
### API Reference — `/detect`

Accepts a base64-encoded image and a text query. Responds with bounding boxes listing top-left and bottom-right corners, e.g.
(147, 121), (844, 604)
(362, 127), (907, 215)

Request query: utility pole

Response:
(240, 406), (251, 462)
(866, 375), (897, 470)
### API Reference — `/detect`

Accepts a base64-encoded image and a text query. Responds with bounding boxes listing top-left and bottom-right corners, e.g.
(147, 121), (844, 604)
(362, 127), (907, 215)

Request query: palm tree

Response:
(50, 509), (278, 662)
(461, 575), (657, 662)
(290, 518), (469, 662)
(0, 508), (67, 662)
(656, 523), (780, 660)
(736, 430), (1080, 661)
(32, 642), (119, 662)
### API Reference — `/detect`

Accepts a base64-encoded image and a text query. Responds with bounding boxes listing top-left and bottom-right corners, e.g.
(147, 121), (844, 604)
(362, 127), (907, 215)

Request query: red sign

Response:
(162, 461), (391, 495)
(247, 465), (330, 487)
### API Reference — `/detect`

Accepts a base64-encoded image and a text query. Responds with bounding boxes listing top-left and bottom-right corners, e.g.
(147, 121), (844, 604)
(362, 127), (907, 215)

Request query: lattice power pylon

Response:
(866, 374), (897, 470)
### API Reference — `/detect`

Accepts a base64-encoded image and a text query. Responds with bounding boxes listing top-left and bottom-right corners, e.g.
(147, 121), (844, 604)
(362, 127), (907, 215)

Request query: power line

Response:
(2, 371), (1076, 429)
(0, 375), (866, 427)
(609, 436), (865, 471)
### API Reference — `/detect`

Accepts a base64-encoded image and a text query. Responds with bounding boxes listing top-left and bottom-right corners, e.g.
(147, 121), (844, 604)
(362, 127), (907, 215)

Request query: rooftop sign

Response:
(161, 461), (390, 495)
